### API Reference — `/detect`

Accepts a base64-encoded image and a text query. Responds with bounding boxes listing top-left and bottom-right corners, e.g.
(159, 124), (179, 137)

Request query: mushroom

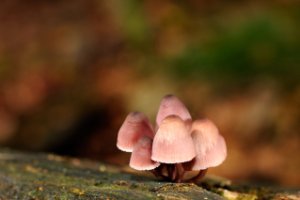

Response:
(117, 112), (154, 152)
(184, 119), (227, 171)
(116, 95), (227, 183)
(156, 94), (192, 127)
(151, 115), (196, 164)
(129, 136), (160, 170)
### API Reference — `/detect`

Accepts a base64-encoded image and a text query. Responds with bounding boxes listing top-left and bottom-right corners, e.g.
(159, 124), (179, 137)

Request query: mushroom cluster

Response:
(117, 95), (227, 182)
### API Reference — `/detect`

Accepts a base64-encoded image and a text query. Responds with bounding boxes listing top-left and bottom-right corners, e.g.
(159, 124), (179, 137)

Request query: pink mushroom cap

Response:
(117, 112), (154, 152)
(151, 115), (196, 163)
(156, 95), (192, 126)
(129, 136), (160, 170)
(184, 119), (227, 170)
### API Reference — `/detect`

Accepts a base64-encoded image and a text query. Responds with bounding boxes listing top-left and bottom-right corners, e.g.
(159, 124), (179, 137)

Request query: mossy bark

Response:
(0, 148), (299, 200)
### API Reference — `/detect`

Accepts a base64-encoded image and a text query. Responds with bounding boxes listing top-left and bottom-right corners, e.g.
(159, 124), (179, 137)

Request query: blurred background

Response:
(0, 0), (299, 187)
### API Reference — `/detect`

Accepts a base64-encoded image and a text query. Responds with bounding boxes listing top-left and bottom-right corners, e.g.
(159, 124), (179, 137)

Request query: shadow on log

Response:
(0, 148), (299, 199)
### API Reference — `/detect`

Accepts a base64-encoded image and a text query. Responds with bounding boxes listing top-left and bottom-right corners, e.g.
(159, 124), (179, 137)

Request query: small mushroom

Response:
(116, 95), (227, 183)
(151, 115), (196, 164)
(129, 136), (160, 170)
(117, 112), (154, 152)
(185, 119), (227, 170)
(156, 94), (192, 126)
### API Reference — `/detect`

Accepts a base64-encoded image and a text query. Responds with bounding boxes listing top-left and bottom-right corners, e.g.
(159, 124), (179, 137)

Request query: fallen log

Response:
(0, 148), (299, 199)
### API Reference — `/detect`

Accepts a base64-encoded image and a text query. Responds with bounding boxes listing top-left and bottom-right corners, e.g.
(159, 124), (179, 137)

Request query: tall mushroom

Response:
(151, 115), (196, 164)
(156, 95), (192, 127)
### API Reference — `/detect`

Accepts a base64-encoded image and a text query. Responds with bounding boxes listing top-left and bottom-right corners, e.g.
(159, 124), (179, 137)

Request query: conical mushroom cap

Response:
(189, 134), (226, 170)
(151, 115), (196, 163)
(185, 119), (227, 170)
(156, 95), (192, 126)
(192, 119), (220, 150)
(117, 112), (154, 152)
(129, 136), (160, 170)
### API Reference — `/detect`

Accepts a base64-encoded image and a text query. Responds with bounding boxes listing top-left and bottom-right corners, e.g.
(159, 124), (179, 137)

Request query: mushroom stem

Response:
(157, 164), (172, 180)
(164, 164), (176, 181)
(167, 164), (172, 179)
(175, 163), (185, 183)
(187, 169), (208, 183)
(171, 165), (177, 181)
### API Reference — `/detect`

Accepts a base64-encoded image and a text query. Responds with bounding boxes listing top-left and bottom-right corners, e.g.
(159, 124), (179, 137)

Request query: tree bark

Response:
(0, 148), (299, 199)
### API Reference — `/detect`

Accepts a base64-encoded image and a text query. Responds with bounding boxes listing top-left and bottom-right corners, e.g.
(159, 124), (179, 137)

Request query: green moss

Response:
(0, 149), (299, 199)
